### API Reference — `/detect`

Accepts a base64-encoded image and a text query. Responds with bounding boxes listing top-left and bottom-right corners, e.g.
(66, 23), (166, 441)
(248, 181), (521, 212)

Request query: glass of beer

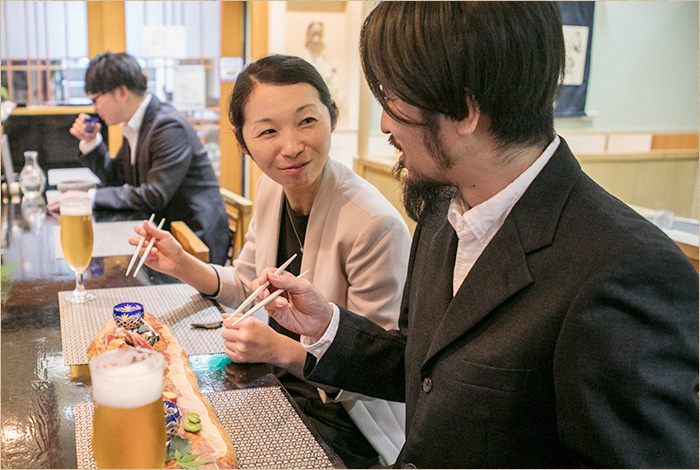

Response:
(59, 195), (95, 303)
(89, 348), (167, 469)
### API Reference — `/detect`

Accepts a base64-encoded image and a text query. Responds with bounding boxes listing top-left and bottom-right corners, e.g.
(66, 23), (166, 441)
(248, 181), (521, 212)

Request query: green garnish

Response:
(183, 420), (202, 433)
(166, 435), (192, 460)
(186, 412), (201, 424)
(173, 450), (214, 469)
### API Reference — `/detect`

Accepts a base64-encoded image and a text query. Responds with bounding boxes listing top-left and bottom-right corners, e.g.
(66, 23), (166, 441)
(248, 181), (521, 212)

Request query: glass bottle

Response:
(19, 150), (46, 196)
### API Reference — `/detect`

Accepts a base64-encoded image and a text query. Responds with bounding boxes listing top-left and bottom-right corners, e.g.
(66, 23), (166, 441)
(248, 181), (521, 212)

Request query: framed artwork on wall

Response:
(555, 1), (595, 118)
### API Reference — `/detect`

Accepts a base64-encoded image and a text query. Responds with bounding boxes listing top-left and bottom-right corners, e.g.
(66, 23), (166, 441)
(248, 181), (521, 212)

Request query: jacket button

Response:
(422, 377), (433, 393)
(403, 464), (417, 469)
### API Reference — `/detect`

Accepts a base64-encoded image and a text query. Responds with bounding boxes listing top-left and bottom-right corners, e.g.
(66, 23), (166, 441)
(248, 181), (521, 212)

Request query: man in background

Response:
(257, 2), (699, 468)
(49, 52), (229, 264)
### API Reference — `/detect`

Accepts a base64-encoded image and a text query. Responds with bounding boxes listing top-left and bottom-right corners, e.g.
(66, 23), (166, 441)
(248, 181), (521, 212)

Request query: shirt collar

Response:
(121, 93), (152, 137)
(448, 136), (561, 242)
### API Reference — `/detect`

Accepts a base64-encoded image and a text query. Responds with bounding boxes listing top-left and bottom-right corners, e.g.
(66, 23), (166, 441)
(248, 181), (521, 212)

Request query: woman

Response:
(131, 54), (411, 468)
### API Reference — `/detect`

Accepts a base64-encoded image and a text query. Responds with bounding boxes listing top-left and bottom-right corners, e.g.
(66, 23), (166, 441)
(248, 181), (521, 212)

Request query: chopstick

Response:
(229, 253), (298, 318)
(132, 218), (165, 277)
(227, 269), (309, 328)
(125, 213), (155, 276)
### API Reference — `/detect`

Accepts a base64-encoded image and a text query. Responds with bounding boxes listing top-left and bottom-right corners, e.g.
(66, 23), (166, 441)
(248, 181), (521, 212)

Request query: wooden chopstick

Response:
(125, 213), (155, 276)
(132, 218), (165, 277)
(229, 253), (298, 318)
(227, 269), (309, 328)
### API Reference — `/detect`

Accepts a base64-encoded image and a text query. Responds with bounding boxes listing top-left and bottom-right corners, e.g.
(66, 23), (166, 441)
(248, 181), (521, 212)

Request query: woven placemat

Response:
(74, 387), (335, 469)
(59, 284), (225, 365)
(54, 220), (141, 258)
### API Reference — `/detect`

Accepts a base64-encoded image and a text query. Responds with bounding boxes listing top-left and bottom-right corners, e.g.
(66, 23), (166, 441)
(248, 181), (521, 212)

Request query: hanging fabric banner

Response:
(554, 2), (595, 118)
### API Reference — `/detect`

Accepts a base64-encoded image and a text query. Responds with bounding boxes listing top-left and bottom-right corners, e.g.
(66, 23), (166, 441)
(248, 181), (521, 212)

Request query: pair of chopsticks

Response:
(225, 253), (306, 328)
(125, 214), (165, 277)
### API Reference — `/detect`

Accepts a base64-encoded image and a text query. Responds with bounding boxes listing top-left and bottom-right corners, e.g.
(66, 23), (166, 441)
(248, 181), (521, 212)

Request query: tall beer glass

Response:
(59, 195), (95, 303)
(89, 348), (167, 469)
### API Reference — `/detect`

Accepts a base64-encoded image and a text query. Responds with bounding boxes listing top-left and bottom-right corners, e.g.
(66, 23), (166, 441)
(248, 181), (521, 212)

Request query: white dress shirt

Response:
(302, 136), (562, 359)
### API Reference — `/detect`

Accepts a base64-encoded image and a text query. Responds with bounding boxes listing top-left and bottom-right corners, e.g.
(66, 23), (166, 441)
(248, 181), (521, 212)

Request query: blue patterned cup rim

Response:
(113, 302), (144, 314)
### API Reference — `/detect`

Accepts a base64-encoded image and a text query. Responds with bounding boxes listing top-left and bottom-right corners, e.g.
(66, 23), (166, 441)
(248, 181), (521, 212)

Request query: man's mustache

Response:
(388, 134), (402, 152)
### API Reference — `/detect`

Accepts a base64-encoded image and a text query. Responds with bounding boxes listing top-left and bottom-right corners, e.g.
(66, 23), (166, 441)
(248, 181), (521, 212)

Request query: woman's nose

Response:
(281, 130), (303, 157)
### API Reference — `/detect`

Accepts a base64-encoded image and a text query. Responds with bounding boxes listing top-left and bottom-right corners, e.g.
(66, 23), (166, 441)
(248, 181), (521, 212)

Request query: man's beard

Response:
(392, 161), (455, 222)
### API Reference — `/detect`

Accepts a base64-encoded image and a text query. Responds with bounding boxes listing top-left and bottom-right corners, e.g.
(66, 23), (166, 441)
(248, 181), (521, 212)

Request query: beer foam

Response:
(91, 352), (164, 408)
(60, 202), (91, 216)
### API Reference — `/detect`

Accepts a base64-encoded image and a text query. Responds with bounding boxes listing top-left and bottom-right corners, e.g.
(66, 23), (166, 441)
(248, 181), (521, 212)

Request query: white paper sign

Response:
(142, 25), (187, 58)
(172, 66), (206, 111)
(562, 25), (589, 86)
(220, 57), (244, 82)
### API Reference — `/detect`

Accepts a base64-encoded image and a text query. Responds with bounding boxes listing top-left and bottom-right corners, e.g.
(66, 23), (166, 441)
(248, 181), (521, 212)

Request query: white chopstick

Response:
(132, 218), (165, 277)
(227, 269), (309, 328)
(229, 253), (298, 317)
(125, 213), (155, 276)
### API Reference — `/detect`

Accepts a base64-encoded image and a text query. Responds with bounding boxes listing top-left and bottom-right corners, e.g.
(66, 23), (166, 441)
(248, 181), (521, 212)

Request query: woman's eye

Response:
(300, 117), (316, 126)
(258, 128), (276, 137)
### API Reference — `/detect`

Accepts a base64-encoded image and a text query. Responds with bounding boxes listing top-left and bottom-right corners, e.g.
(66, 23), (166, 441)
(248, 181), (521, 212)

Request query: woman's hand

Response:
(128, 219), (188, 277)
(221, 315), (285, 365)
(254, 270), (334, 341)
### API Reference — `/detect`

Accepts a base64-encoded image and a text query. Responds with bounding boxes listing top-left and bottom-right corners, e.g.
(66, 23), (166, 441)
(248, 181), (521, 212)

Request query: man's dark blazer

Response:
(305, 138), (699, 468)
(83, 96), (229, 264)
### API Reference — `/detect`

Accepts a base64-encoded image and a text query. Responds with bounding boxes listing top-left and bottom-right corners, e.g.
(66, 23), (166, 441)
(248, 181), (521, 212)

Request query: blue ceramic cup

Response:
(84, 117), (99, 134)
(163, 400), (181, 438)
(113, 302), (145, 330)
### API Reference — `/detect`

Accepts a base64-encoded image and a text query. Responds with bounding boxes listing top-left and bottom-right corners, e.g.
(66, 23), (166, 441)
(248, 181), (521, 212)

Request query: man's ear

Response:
(114, 85), (129, 101)
(456, 97), (480, 136)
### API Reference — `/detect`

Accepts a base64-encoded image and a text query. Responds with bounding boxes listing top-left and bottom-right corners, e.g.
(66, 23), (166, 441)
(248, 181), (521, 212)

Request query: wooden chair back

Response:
(171, 221), (210, 263)
(675, 240), (699, 272)
(220, 188), (253, 264)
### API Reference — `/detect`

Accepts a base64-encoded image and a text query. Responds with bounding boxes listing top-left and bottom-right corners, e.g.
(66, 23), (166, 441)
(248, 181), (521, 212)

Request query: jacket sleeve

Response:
(93, 118), (192, 212)
(210, 210), (258, 309)
(82, 141), (123, 186)
(554, 247), (699, 468)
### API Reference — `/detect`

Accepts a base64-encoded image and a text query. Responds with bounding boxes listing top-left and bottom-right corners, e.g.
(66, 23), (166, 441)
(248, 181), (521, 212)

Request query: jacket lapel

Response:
(422, 138), (582, 365)
(299, 159), (338, 280)
(424, 217), (532, 363)
(134, 97), (159, 183)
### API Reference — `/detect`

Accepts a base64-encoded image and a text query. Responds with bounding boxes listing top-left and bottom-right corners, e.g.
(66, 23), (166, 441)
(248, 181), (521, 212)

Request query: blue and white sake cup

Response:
(163, 400), (181, 437)
(112, 302), (145, 330)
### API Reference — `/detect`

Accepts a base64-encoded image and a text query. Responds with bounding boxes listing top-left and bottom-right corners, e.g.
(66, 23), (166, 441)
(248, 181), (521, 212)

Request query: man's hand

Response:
(70, 113), (101, 142)
(255, 270), (334, 341)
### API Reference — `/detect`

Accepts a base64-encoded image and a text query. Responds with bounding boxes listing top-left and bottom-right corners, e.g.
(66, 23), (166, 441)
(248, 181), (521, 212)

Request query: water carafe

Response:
(19, 150), (46, 196)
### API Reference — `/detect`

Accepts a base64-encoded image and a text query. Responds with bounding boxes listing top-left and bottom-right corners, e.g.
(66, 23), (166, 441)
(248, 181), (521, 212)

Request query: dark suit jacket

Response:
(305, 138), (699, 468)
(83, 96), (229, 264)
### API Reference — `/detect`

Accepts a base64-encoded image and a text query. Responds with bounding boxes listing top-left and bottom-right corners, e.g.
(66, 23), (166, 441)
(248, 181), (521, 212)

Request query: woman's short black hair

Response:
(228, 54), (338, 150)
(84, 52), (147, 96)
(360, 1), (565, 149)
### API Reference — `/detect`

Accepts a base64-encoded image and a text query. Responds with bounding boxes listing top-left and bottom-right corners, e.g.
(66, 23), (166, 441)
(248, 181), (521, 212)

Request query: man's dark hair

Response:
(228, 54), (338, 151)
(84, 52), (148, 96)
(360, 2), (565, 150)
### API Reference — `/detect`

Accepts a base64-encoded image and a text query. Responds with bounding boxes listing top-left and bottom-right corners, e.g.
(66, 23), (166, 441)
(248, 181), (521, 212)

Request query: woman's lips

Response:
(281, 161), (309, 175)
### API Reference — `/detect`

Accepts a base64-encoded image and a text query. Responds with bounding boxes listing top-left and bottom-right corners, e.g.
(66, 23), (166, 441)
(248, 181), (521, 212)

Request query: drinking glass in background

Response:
(59, 195), (95, 303)
(89, 348), (167, 469)
(84, 116), (100, 134)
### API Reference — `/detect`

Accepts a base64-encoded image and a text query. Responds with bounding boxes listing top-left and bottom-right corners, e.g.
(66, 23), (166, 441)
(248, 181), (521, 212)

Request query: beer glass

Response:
(89, 348), (167, 469)
(59, 195), (95, 303)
